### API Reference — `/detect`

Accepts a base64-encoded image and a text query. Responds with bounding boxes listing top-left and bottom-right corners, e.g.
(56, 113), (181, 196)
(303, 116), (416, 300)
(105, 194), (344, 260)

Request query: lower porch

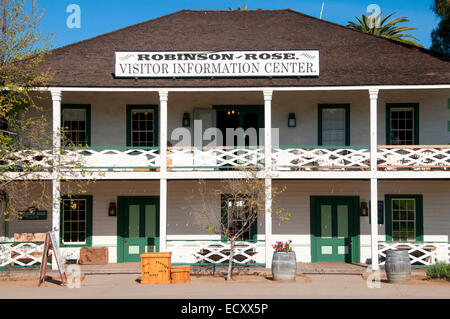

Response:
(1, 179), (449, 269)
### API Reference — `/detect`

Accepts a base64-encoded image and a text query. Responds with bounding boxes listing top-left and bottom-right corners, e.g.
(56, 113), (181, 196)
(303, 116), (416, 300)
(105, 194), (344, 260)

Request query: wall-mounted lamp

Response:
(182, 113), (190, 127)
(288, 113), (296, 127)
(360, 202), (368, 216)
(108, 202), (117, 217)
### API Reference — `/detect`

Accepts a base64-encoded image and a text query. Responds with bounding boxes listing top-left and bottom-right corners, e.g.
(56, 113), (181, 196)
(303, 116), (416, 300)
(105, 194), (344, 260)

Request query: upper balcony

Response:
(4, 145), (449, 179)
(4, 88), (449, 179)
(70, 145), (450, 172)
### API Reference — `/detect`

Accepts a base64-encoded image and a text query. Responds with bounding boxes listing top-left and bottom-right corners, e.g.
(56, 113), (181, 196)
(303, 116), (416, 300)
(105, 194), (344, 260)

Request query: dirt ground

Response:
(0, 273), (448, 299)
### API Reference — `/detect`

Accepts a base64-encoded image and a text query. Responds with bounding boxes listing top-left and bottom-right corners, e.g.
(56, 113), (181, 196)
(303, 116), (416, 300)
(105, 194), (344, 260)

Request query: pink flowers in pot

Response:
(272, 240), (293, 252)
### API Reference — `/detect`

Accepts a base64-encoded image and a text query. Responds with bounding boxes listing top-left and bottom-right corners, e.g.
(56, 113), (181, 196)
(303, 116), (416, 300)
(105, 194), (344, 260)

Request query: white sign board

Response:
(115, 50), (320, 78)
(38, 231), (66, 286)
(49, 231), (65, 274)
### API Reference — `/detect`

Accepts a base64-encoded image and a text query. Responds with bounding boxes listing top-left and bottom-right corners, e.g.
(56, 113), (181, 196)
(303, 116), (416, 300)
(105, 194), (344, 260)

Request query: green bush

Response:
(426, 261), (450, 280)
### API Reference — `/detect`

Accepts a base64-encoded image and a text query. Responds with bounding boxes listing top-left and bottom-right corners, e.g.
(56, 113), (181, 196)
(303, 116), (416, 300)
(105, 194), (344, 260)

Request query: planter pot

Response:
(272, 251), (297, 281)
(385, 249), (411, 282)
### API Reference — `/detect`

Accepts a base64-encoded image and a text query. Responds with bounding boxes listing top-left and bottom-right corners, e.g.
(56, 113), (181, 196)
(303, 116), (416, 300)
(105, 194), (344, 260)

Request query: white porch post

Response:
(369, 88), (379, 271)
(263, 89), (273, 268)
(159, 90), (168, 252)
(50, 89), (62, 270)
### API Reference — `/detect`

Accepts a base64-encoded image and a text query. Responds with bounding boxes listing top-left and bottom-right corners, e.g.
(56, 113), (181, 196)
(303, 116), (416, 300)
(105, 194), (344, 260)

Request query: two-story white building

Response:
(1, 9), (449, 271)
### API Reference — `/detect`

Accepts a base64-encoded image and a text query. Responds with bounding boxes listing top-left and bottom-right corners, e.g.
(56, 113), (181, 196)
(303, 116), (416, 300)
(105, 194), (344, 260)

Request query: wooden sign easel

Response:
(38, 231), (67, 287)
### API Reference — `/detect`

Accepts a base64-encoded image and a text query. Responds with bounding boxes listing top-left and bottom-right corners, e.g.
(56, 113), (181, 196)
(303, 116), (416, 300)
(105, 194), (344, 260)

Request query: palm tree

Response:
(347, 12), (424, 48)
(229, 3), (247, 11)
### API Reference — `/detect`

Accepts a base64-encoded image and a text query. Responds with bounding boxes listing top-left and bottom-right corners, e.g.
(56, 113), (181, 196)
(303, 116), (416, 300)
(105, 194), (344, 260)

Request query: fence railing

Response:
(168, 146), (264, 171)
(377, 145), (450, 170)
(272, 146), (370, 171)
(378, 241), (450, 266)
(62, 147), (161, 171)
(0, 149), (54, 171)
(167, 240), (265, 264)
(3, 145), (450, 172)
(0, 241), (50, 268)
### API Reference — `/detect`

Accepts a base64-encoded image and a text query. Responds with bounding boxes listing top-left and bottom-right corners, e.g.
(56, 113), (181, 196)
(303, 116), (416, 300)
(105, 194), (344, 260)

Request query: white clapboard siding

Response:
(37, 89), (450, 148)
(3, 179), (450, 264)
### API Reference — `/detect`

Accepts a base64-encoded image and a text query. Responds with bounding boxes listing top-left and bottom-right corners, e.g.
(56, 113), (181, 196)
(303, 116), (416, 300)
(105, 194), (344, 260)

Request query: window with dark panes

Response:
(221, 196), (257, 242)
(318, 104), (350, 146)
(321, 108), (346, 146)
(389, 107), (414, 145)
(62, 108), (88, 146)
(391, 198), (416, 241)
(130, 109), (155, 147)
(62, 198), (87, 244)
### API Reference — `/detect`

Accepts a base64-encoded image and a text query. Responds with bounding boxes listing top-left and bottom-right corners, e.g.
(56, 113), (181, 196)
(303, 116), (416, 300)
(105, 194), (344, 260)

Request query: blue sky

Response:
(39, 0), (439, 49)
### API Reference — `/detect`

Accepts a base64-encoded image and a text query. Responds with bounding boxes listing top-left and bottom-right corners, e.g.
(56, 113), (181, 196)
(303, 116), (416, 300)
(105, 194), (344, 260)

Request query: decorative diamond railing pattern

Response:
(167, 240), (264, 264)
(62, 147), (160, 170)
(0, 149), (54, 171)
(193, 241), (261, 264)
(378, 242), (450, 266)
(0, 241), (50, 268)
(3, 146), (450, 172)
(378, 146), (450, 170)
(168, 147), (264, 170)
(272, 147), (370, 171)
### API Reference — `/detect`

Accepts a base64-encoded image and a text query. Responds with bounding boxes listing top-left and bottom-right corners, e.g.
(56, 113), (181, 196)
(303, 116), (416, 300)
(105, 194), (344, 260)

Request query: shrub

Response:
(426, 261), (450, 280)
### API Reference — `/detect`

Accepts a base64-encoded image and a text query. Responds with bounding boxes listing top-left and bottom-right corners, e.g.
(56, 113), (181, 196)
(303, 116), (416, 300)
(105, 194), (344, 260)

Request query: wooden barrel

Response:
(140, 252), (172, 284)
(385, 249), (411, 282)
(171, 265), (191, 284)
(272, 251), (297, 281)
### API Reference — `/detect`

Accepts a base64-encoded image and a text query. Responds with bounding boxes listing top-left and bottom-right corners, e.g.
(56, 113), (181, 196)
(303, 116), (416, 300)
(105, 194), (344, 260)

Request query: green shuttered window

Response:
(386, 103), (419, 145)
(220, 195), (257, 242)
(318, 104), (350, 146)
(385, 194), (423, 242)
(60, 195), (93, 247)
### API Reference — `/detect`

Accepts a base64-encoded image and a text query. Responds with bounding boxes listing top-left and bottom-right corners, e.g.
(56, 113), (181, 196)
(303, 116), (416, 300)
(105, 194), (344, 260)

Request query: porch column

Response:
(263, 89), (273, 268)
(159, 90), (168, 252)
(369, 88), (379, 271)
(50, 89), (62, 270)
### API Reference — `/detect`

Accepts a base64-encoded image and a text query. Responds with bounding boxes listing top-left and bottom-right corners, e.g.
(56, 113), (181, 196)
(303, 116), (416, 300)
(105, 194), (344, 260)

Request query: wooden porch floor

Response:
(78, 262), (371, 275)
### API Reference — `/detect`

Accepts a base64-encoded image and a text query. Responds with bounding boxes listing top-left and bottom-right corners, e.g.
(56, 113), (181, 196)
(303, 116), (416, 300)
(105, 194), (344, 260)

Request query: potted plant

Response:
(271, 240), (297, 281)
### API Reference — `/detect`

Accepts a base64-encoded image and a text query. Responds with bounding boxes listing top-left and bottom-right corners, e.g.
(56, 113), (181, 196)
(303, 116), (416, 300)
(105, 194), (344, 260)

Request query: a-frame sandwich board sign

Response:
(38, 231), (67, 287)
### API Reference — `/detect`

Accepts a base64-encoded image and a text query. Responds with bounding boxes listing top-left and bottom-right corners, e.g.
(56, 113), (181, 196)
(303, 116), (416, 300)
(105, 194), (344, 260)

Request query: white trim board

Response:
(38, 85), (450, 93)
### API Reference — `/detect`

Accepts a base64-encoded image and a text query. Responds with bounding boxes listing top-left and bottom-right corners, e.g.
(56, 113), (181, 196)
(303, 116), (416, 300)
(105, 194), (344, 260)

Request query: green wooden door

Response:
(310, 196), (360, 263)
(117, 196), (159, 262)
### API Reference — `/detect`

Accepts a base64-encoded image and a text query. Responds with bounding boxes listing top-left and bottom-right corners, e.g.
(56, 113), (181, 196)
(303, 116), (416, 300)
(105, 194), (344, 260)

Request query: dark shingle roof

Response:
(40, 9), (450, 87)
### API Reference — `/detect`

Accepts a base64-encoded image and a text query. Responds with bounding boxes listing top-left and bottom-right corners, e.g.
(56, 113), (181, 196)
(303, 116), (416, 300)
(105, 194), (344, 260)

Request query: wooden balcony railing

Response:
(167, 146), (264, 171)
(377, 145), (450, 170)
(2, 145), (449, 173)
(272, 146), (370, 171)
(62, 147), (161, 171)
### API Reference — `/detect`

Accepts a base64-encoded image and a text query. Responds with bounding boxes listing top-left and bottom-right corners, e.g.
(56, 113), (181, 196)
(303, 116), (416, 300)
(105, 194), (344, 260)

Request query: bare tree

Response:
(186, 168), (290, 280)
(0, 1), (96, 232)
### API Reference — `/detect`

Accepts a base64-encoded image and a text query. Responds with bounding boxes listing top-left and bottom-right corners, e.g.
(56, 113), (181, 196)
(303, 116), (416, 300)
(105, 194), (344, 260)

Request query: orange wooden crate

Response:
(140, 252), (172, 284)
(171, 265), (190, 284)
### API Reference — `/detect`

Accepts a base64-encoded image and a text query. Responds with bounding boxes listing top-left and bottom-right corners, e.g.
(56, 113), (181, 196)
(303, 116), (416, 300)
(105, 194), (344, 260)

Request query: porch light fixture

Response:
(182, 113), (190, 127)
(288, 113), (296, 127)
(360, 202), (368, 216)
(108, 202), (117, 217)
